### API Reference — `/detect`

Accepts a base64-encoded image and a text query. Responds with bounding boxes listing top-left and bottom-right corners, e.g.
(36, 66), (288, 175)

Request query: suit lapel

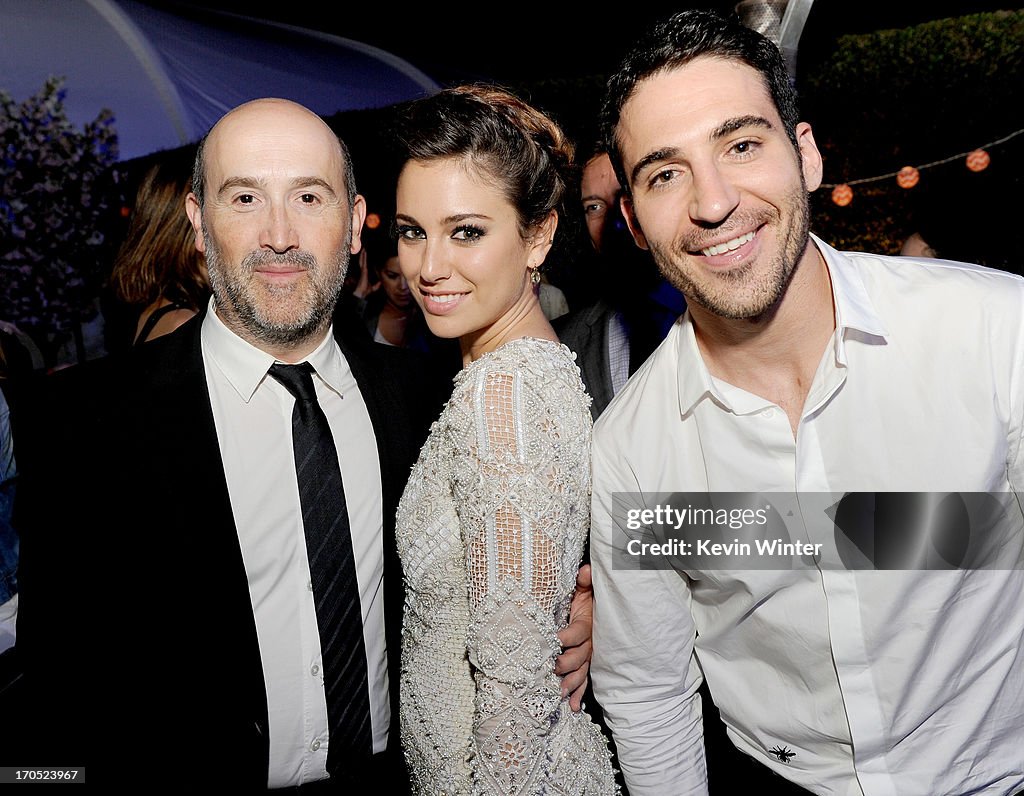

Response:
(120, 315), (270, 782)
(580, 303), (615, 418)
(131, 313), (238, 542)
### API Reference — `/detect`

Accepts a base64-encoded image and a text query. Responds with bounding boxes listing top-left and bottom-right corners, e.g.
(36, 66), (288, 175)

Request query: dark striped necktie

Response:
(268, 362), (372, 766)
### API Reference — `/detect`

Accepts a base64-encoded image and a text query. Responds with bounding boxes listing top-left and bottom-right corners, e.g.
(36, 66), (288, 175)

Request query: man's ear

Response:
(620, 196), (648, 250)
(796, 122), (823, 193)
(185, 193), (205, 254)
(349, 194), (367, 255)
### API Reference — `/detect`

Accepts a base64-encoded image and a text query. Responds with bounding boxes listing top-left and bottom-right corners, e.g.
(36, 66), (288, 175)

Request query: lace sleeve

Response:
(450, 357), (590, 794)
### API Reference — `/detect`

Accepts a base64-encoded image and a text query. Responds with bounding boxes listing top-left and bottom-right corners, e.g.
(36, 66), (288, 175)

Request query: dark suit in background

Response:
(553, 300), (618, 420)
(555, 283), (684, 422)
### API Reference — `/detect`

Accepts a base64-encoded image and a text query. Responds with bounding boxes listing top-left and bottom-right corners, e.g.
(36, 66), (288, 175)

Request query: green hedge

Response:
(801, 10), (1022, 262)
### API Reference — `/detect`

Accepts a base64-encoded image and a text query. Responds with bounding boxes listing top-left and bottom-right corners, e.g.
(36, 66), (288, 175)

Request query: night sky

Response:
(140, 0), (1018, 86)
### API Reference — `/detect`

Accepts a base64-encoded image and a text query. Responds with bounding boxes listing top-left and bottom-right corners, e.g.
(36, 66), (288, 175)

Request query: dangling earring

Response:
(530, 268), (542, 285)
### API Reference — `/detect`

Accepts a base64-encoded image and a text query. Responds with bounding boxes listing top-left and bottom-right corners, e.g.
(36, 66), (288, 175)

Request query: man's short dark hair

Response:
(600, 8), (800, 195)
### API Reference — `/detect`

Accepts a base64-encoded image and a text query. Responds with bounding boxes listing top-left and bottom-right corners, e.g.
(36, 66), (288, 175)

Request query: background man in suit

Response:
(12, 98), (592, 790)
(555, 147), (684, 419)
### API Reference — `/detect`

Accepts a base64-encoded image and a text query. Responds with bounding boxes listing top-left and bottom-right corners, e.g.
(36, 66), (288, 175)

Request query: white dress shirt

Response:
(202, 304), (389, 787)
(590, 236), (1024, 796)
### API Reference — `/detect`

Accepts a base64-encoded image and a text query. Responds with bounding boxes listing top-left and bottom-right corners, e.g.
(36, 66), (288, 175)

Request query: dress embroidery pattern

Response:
(397, 337), (619, 795)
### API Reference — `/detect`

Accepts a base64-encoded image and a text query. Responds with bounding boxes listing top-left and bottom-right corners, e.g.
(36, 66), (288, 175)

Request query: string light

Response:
(831, 184), (853, 206)
(821, 127), (1023, 205)
(966, 149), (990, 172)
(896, 166), (920, 189)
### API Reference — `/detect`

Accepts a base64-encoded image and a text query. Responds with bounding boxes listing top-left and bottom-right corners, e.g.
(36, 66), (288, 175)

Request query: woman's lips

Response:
(420, 291), (467, 315)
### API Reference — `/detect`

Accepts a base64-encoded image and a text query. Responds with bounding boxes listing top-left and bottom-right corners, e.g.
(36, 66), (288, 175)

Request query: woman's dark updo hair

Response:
(395, 84), (575, 242)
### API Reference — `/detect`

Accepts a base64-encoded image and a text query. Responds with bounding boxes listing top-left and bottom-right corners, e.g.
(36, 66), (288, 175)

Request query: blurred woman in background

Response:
(107, 147), (209, 346)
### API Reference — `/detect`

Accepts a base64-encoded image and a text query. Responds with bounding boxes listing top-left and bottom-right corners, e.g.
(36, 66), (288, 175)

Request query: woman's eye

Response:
(396, 225), (425, 240)
(584, 201), (606, 216)
(453, 225), (484, 241)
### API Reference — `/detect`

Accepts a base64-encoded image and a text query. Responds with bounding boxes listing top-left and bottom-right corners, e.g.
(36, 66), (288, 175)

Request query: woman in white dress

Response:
(392, 84), (619, 795)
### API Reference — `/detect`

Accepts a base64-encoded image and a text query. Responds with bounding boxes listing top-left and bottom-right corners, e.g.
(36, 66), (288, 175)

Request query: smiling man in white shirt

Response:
(589, 9), (1024, 796)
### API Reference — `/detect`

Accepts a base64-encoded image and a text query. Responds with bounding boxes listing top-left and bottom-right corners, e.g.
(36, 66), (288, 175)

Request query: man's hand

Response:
(555, 563), (593, 712)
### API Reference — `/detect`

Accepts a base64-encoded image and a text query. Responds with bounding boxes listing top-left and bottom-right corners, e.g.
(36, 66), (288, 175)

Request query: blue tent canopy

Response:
(0, 0), (440, 161)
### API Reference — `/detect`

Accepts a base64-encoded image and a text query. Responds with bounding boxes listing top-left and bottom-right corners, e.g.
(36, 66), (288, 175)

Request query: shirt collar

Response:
(675, 234), (890, 416)
(812, 233), (889, 341)
(201, 296), (347, 402)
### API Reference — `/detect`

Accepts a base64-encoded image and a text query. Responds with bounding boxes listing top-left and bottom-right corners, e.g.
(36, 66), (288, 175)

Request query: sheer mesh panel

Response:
(395, 339), (618, 794)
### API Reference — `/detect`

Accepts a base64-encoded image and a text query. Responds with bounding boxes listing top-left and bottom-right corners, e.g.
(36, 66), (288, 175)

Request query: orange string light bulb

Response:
(896, 166), (920, 189)
(831, 184), (853, 206)
(966, 149), (990, 172)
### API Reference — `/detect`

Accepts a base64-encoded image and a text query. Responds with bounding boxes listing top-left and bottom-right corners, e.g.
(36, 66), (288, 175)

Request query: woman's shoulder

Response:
(455, 337), (591, 420)
(459, 337), (577, 381)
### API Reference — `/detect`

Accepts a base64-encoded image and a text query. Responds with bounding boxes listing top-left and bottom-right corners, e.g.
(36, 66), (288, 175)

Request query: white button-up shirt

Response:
(590, 236), (1024, 796)
(202, 304), (388, 788)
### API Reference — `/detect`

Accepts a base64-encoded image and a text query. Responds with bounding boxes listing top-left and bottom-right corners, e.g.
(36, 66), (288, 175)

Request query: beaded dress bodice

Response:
(396, 337), (618, 795)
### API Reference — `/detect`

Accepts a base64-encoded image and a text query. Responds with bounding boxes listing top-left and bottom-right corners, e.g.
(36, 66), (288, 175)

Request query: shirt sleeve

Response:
(452, 364), (587, 794)
(1007, 276), (1024, 493)
(590, 429), (709, 795)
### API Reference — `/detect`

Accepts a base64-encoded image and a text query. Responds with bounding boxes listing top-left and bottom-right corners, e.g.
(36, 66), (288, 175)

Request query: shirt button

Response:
(310, 739), (321, 752)
(311, 664), (320, 676)
(307, 580), (313, 592)
(761, 408), (775, 418)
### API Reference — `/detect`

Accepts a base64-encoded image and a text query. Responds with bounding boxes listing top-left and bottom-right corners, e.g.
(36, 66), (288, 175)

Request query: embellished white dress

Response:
(396, 337), (619, 795)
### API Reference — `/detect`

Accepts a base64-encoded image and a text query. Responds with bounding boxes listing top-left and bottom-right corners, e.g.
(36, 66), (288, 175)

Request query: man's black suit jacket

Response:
(553, 300), (617, 421)
(12, 309), (446, 789)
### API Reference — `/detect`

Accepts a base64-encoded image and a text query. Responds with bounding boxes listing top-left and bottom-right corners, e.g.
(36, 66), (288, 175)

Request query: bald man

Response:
(12, 98), (430, 790)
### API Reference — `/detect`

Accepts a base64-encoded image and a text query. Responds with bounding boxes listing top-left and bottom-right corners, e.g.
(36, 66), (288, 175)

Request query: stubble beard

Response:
(649, 185), (811, 322)
(204, 227), (350, 349)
